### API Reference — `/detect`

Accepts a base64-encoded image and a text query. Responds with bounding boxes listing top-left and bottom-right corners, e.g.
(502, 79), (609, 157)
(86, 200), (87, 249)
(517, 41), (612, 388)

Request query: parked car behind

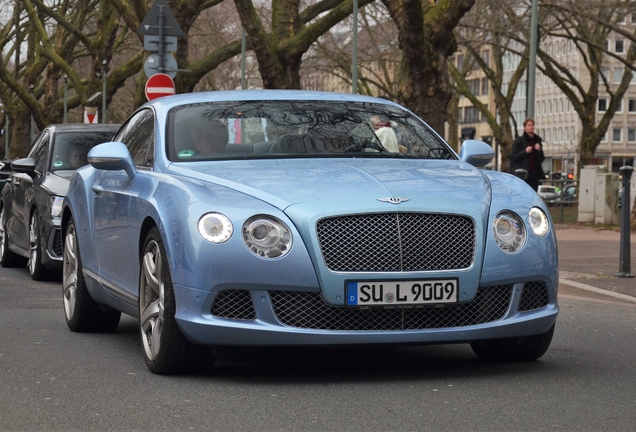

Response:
(0, 123), (120, 280)
(61, 90), (559, 374)
(0, 159), (12, 192)
(537, 185), (560, 204)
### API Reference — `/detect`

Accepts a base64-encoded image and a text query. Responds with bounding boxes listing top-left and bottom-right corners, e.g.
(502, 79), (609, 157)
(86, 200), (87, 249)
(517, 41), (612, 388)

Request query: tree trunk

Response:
(382, 0), (475, 135)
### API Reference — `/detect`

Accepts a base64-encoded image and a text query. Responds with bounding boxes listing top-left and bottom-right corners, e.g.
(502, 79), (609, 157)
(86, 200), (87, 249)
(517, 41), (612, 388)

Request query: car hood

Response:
(169, 158), (492, 213)
(170, 158), (493, 305)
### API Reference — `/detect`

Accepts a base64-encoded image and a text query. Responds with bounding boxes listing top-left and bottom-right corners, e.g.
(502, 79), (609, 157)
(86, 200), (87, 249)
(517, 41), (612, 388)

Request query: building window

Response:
(565, 127), (570, 142)
(614, 68), (624, 83)
(464, 106), (480, 123)
(616, 39), (625, 54)
(560, 99), (564, 113)
(457, 107), (463, 124)
(481, 77), (489, 95)
(628, 128), (636, 142)
(466, 79), (480, 95)
(616, 98), (623, 113)
(549, 100), (553, 114)
(599, 68), (609, 82)
(613, 128), (622, 142)
(571, 126), (576, 142)
(598, 98), (608, 112)
(482, 50), (490, 67)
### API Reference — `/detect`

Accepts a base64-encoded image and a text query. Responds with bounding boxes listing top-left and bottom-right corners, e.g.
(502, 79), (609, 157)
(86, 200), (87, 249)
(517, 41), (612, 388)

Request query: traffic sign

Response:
(138, 0), (183, 36)
(145, 73), (175, 101)
(144, 53), (178, 79)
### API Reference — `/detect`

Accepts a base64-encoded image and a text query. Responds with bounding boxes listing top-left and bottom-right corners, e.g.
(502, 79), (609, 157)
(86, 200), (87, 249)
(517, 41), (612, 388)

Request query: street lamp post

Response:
(63, 75), (68, 123)
(101, 60), (108, 124)
(29, 84), (34, 144)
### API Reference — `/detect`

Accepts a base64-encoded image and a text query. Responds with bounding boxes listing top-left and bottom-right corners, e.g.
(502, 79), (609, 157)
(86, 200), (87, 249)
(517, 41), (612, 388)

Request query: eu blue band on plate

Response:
(347, 282), (358, 305)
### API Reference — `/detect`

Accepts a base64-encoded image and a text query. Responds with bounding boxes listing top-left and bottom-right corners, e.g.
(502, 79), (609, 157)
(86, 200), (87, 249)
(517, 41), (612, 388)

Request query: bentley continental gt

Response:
(61, 91), (559, 374)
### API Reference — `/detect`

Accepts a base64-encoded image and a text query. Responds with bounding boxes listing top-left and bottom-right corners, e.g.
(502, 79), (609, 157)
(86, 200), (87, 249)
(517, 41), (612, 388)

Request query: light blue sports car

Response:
(62, 90), (558, 374)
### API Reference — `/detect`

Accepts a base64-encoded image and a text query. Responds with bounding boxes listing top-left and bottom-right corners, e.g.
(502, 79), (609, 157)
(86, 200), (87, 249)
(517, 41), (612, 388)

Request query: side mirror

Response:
(10, 158), (37, 176)
(87, 142), (137, 179)
(514, 169), (528, 180)
(459, 140), (495, 168)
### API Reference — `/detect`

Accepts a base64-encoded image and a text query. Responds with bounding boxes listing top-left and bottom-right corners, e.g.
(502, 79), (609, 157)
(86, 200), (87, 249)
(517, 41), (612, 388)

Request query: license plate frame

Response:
(345, 278), (459, 308)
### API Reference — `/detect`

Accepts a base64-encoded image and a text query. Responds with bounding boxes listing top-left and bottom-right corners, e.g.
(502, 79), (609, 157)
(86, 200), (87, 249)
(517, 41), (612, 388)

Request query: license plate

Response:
(346, 279), (458, 307)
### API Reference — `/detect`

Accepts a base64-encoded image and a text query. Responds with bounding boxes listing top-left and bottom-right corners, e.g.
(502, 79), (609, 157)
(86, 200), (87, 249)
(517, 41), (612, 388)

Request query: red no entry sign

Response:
(145, 73), (175, 101)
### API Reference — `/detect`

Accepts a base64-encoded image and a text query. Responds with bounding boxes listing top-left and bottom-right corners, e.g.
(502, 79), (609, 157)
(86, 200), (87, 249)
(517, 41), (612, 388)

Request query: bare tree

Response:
(233, 0), (376, 90)
(380, 0), (475, 134)
(532, 0), (636, 171)
(0, 0), (142, 156)
(450, 0), (529, 171)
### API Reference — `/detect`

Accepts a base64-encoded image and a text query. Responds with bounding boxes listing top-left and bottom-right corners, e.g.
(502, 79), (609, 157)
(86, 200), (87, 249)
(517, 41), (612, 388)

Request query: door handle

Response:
(91, 185), (104, 195)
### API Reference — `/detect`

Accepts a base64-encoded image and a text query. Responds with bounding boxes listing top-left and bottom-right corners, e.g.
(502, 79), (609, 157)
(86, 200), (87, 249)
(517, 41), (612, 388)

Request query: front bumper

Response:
(174, 280), (559, 346)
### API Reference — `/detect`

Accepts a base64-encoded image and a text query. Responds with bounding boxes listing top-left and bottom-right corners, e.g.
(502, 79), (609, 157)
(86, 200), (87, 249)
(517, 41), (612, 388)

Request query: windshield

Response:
(50, 131), (115, 172)
(167, 100), (455, 161)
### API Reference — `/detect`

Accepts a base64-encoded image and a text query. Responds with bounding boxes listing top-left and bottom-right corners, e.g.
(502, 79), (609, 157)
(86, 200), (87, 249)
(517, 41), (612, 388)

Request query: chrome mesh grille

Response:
(211, 290), (256, 320)
(317, 213), (475, 272)
(518, 281), (550, 312)
(270, 285), (512, 330)
(52, 229), (63, 258)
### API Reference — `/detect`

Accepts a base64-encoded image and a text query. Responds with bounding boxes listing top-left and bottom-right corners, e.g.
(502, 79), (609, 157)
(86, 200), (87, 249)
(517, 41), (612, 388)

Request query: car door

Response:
(7, 131), (49, 252)
(92, 110), (155, 304)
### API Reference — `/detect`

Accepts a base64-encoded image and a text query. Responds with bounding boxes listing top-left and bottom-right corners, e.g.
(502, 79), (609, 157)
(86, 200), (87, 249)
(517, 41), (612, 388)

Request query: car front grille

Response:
(518, 281), (550, 311)
(52, 228), (63, 258)
(316, 213), (475, 272)
(270, 285), (512, 330)
(211, 290), (256, 320)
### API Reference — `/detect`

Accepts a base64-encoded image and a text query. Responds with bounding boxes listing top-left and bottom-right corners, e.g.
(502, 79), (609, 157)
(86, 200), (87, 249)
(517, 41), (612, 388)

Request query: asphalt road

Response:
(1, 265), (636, 431)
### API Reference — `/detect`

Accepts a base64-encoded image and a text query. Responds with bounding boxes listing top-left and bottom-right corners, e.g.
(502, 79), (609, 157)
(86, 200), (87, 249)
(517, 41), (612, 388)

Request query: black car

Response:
(0, 123), (120, 280)
(0, 159), (12, 192)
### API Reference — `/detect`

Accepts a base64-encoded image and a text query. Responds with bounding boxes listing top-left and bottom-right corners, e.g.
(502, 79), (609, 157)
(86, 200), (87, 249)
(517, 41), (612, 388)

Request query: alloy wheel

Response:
(140, 240), (165, 362)
(63, 223), (78, 321)
(28, 214), (38, 275)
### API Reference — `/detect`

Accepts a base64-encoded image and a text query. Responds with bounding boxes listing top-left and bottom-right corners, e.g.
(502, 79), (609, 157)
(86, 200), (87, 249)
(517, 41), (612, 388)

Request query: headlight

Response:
(529, 207), (549, 236)
(50, 196), (64, 218)
(198, 213), (233, 243)
(242, 215), (292, 259)
(493, 211), (526, 253)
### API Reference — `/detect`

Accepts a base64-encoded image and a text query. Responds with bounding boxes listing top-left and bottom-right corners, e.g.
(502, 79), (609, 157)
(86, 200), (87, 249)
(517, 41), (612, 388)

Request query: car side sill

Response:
(83, 268), (138, 305)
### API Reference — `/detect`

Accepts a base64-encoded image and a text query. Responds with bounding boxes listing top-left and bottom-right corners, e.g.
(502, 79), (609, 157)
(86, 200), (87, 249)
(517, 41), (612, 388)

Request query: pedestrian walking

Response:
(510, 118), (545, 191)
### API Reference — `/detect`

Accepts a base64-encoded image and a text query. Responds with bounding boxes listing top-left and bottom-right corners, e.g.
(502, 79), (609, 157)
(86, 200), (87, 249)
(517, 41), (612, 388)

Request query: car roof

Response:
(44, 123), (120, 134)
(143, 90), (402, 111)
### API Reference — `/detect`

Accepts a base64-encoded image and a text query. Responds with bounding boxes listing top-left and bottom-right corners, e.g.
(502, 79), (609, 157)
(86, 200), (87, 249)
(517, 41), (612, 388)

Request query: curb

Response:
(559, 276), (636, 304)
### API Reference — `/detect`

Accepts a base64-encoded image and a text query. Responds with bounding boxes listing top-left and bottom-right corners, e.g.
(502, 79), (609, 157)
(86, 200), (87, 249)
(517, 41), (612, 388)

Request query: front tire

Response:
(0, 202), (27, 268)
(139, 227), (215, 374)
(470, 324), (556, 362)
(63, 217), (121, 332)
(28, 212), (48, 280)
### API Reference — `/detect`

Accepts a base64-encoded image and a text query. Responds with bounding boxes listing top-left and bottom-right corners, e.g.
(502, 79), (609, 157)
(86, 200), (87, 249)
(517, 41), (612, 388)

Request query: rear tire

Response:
(470, 324), (555, 362)
(28, 212), (48, 281)
(139, 227), (216, 374)
(0, 202), (28, 268)
(63, 217), (121, 332)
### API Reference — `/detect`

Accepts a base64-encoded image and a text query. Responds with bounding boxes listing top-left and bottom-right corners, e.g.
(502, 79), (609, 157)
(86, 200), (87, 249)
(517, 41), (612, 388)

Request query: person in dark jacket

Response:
(510, 118), (545, 191)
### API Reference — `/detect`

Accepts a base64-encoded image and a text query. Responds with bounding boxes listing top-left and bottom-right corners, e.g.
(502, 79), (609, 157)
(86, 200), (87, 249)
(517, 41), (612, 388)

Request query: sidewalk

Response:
(556, 224), (636, 304)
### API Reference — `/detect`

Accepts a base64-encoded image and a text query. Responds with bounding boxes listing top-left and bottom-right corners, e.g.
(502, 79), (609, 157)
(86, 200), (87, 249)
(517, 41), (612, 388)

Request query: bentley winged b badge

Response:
(377, 197), (410, 204)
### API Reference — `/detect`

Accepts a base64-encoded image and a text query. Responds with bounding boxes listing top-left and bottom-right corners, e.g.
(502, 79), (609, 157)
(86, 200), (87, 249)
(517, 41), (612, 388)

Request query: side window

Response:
(116, 109), (155, 168)
(27, 131), (50, 174)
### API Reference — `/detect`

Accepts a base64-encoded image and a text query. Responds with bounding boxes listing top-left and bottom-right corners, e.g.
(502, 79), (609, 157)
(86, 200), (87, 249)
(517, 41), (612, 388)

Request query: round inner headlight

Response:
(529, 207), (549, 236)
(198, 213), (233, 243)
(243, 215), (292, 259)
(493, 211), (526, 253)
